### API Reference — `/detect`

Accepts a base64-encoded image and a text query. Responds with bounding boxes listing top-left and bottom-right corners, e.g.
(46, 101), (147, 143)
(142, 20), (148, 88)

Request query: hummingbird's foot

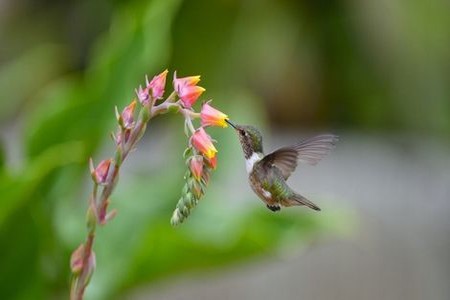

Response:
(266, 205), (280, 212)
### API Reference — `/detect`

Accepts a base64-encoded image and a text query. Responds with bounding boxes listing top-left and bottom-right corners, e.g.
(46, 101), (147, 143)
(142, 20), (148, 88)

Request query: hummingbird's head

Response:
(226, 120), (263, 158)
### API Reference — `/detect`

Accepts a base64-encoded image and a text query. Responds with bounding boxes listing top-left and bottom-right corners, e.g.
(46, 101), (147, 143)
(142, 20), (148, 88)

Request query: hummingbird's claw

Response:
(225, 119), (238, 129)
(267, 205), (281, 212)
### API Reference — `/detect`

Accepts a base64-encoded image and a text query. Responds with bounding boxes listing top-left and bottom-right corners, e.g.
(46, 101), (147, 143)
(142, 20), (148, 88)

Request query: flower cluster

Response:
(70, 70), (228, 299)
(171, 98), (229, 225)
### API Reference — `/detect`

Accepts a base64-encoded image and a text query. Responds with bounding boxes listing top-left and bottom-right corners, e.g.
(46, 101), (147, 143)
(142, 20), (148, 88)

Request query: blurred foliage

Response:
(0, 0), (448, 299)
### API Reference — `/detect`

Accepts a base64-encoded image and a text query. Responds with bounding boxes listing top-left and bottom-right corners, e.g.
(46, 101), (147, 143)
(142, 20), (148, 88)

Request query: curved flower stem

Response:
(181, 109), (197, 135)
(70, 70), (222, 299)
(70, 94), (184, 299)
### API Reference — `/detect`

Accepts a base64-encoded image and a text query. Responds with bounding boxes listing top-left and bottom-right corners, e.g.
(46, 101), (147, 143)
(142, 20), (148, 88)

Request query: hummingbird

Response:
(226, 120), (338, 212)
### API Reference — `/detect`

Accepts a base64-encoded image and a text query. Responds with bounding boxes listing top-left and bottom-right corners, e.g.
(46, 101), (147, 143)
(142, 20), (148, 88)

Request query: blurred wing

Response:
(262, 134), (338, 179)
(295, 134), (339, 165)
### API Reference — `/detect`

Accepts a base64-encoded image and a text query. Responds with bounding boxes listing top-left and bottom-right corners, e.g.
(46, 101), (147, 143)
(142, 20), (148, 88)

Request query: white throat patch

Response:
(245, 152), (263, 173)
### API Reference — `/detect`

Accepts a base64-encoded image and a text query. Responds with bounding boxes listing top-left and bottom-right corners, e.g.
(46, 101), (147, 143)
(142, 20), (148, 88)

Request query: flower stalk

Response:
(70, 70), (229, 299)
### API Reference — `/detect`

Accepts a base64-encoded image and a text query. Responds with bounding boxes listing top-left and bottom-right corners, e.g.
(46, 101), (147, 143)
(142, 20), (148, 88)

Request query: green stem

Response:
(71, 90), (201, 299)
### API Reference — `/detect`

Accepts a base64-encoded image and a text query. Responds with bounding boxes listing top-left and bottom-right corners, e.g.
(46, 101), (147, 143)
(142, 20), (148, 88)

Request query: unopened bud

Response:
(171, 208), (182, 226)
(70, 244), (85, 275)
(190, 155), (203, 181)
(120, 100), (137, 129)
(90, 158), (112, 185)
(191, 181), (203, 198)
(147, 70), (168, 100)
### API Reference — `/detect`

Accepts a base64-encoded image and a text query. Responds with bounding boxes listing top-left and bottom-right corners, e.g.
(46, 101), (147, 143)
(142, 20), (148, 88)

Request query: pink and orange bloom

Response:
(201, 102), (229, 128)
(173, 72), (205, 108)
(147, 69), (168, 99)
(90, 158), (112, 185)
(136, 69), (168, 105)
(190, 155), (204, 181)
(120, 100), (137, 129)
(191, 128), (217, 159)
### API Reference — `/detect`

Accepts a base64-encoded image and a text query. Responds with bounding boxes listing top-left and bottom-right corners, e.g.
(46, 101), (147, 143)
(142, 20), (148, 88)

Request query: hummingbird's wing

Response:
(262, 134), (338, 179)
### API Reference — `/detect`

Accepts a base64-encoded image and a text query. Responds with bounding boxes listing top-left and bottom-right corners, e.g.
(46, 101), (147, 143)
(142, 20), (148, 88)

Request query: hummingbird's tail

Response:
(284, 194), (321, 211)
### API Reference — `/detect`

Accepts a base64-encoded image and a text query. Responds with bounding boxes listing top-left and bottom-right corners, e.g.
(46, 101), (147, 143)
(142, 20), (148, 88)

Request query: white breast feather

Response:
(245, 152), (263, 173)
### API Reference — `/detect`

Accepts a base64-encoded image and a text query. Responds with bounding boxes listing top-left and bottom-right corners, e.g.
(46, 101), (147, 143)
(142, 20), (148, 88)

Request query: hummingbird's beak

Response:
(225, 119), (238, 130)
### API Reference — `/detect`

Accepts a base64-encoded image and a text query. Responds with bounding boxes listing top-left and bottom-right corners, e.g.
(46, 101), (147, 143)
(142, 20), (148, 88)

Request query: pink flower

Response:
(190, 155), (204, 181)
(90, 158), (112, 185)
(120, 100), (136, 128)
(191, 128), (217, 159)
(174, 74), (201, 90)
(173, 72), (205, 108)
(70, 244), (85, 274)
(112, 129), (131, 146)
(201, 102), (229, 128)
(135, 85), (149, 105)
(147, 69), (168, 99)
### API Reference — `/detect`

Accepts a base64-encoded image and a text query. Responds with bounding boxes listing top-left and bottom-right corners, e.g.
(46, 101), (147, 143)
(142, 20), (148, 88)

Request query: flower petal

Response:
(190, 155), (204, 181)
(173, 72), (205, 108)
(148, 69), (168, 99)
(191, 128), (217, 159)
(201, 102), (228, 128)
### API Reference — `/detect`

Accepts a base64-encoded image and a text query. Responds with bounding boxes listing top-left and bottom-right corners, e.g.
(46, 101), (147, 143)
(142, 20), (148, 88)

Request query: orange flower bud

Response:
(190, 155), (204, 181)
(70, 244), (85, 274)
(191, 128), (217, 159)
(201, 102), (228, 128)
(121, 100), (136, 128)
(147, 69), (168, 99)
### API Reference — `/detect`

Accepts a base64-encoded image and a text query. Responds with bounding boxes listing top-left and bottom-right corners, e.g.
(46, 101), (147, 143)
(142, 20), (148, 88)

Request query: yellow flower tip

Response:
(205, 148), (218, 159)
(148, 70), (168, 99)
(185, 75), (201, 85)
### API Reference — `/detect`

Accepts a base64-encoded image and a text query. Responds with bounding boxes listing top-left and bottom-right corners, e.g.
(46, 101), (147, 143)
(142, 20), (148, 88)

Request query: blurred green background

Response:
(0, 0), (449, 299)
